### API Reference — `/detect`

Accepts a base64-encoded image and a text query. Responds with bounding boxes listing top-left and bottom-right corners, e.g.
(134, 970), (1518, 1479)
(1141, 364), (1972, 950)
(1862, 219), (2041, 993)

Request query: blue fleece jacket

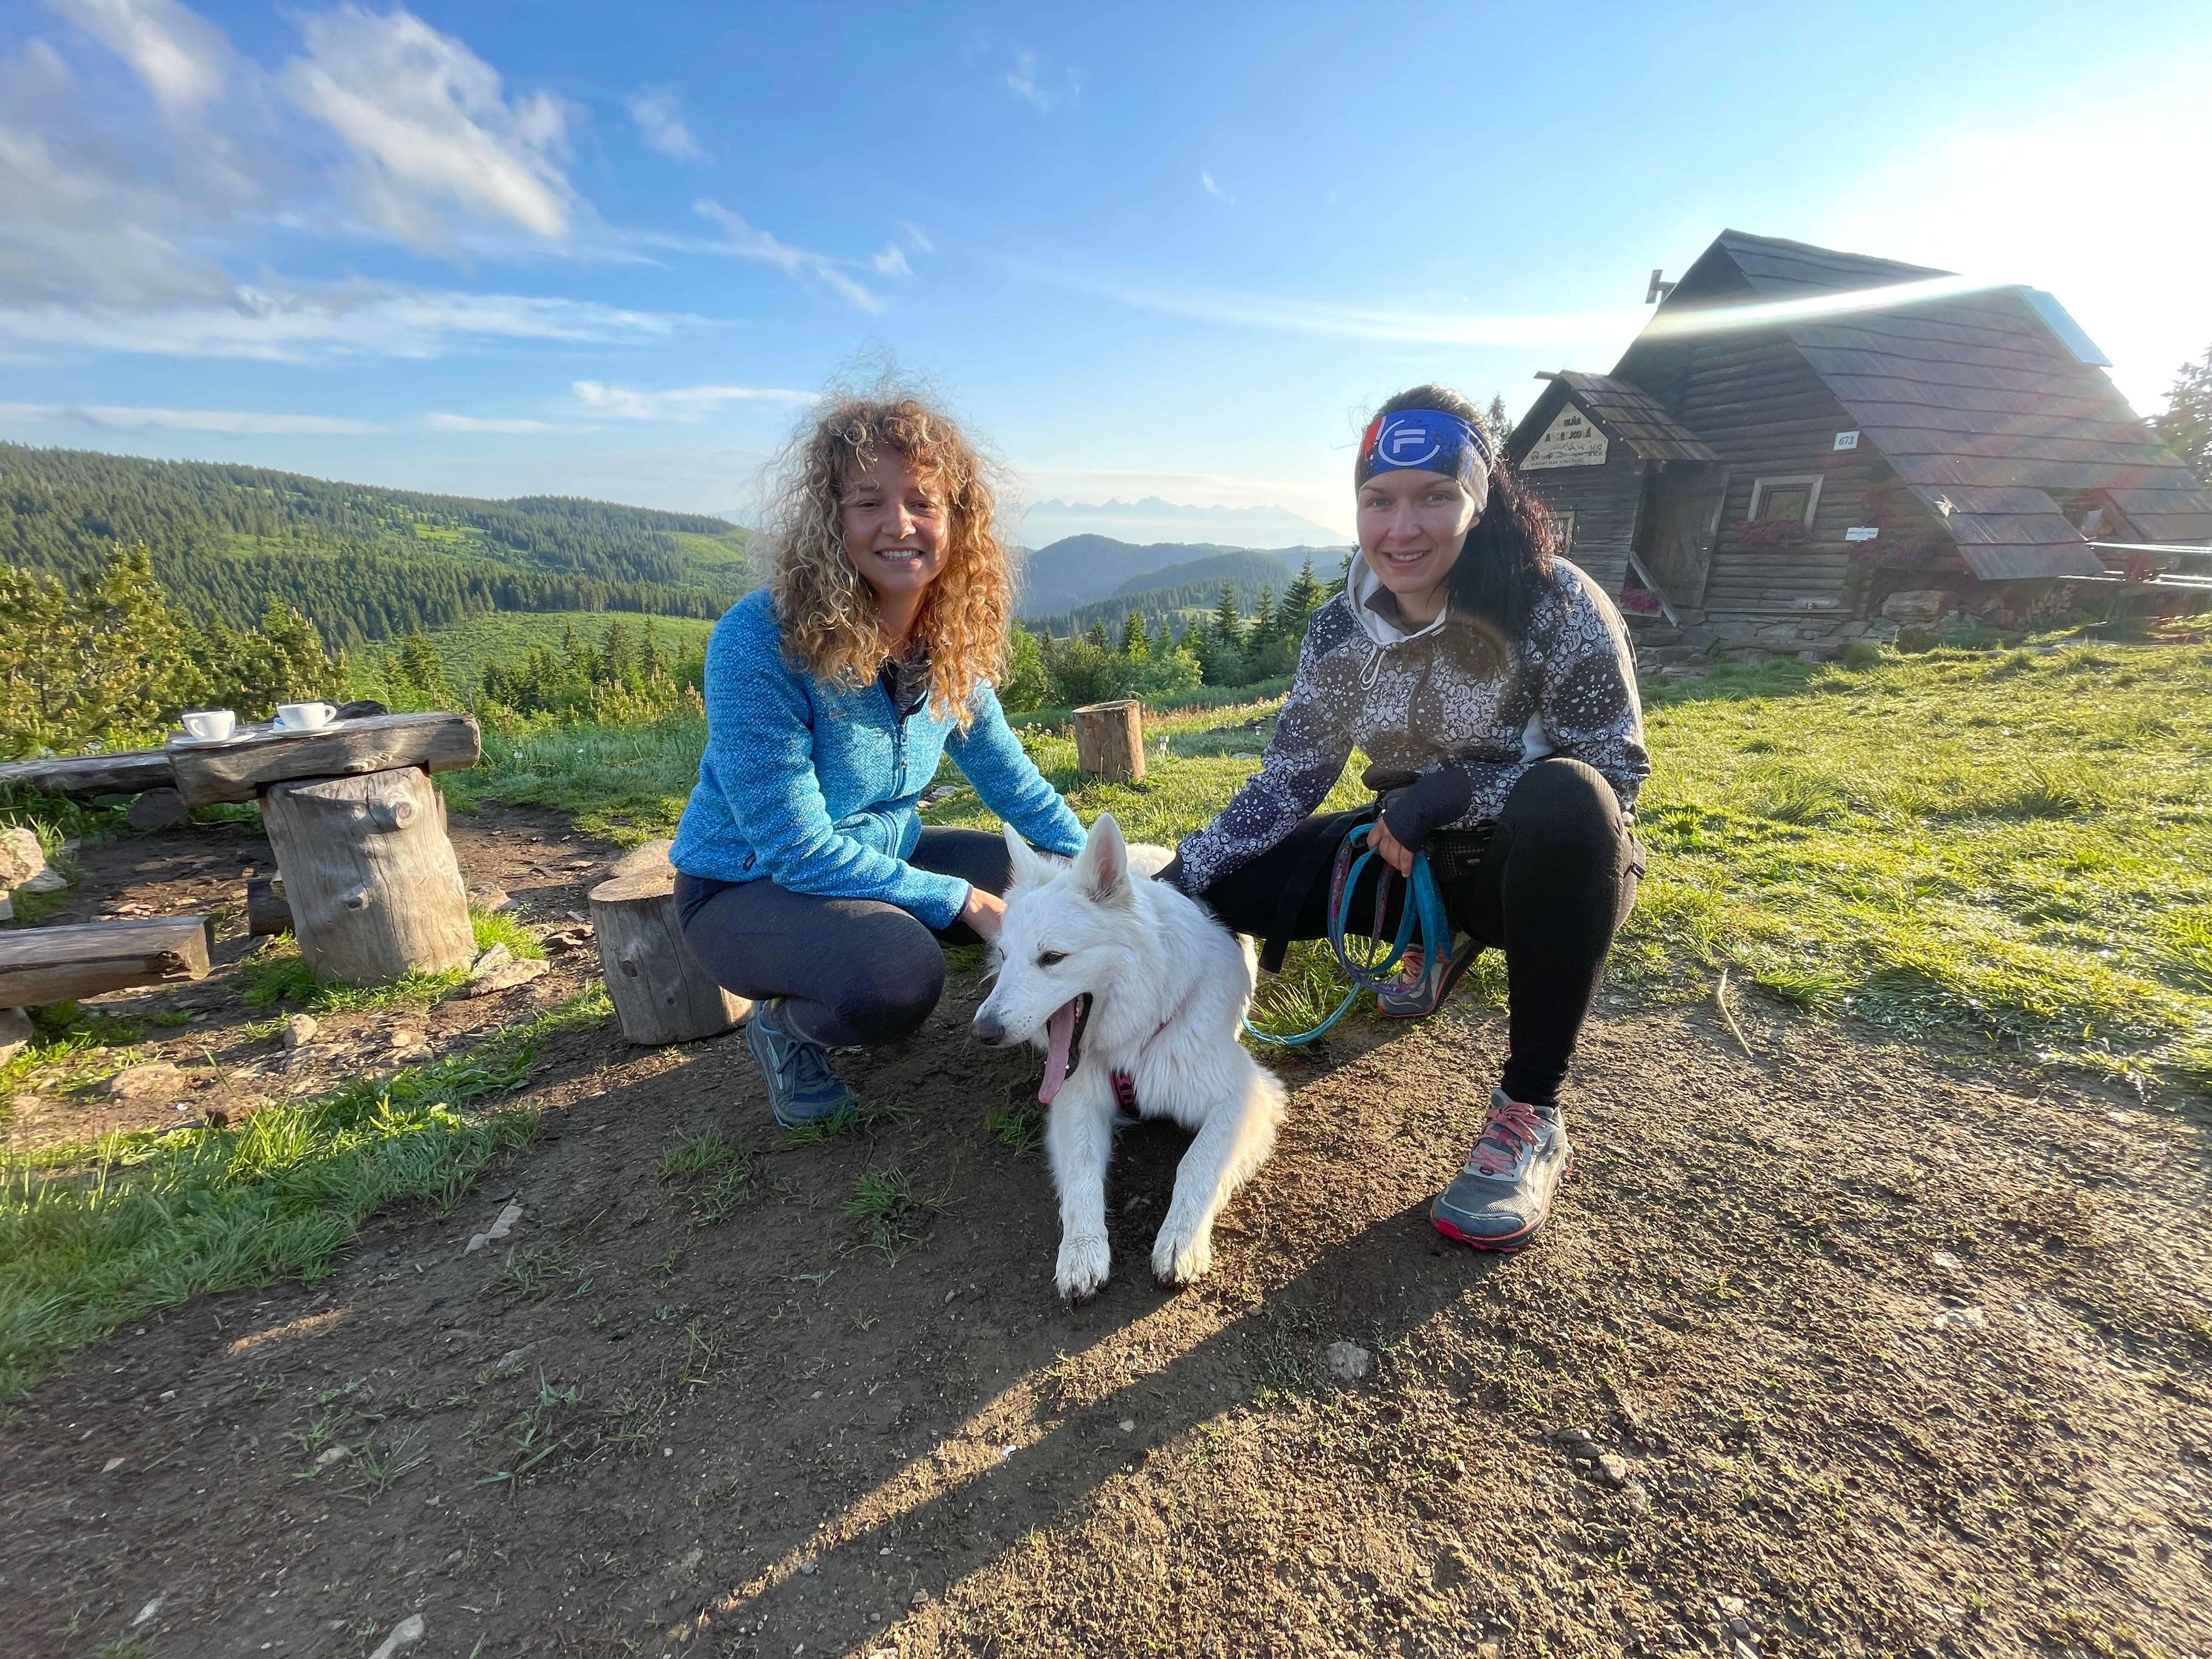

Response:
(670, 589), (1084, 929)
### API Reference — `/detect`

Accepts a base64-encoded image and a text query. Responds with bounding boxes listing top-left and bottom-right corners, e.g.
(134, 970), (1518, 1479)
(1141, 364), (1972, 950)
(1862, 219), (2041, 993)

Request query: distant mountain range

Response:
(1017, 538), (1351, 633)
(1019, 496), (1346, 550)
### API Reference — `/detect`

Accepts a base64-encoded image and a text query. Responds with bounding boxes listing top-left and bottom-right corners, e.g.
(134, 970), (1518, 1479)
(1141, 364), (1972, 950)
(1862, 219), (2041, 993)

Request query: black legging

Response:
(675, 828), (1009, 1048)
(1196, 757), (1640, 1106)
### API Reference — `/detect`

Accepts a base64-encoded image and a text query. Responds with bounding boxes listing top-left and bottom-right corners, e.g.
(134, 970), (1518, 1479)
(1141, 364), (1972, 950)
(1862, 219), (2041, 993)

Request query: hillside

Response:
(1026, 548), (1346, 640)
(0, 444), (754, 650)
(415, 609), (719, 697)
(1018, 534), (1346, 619)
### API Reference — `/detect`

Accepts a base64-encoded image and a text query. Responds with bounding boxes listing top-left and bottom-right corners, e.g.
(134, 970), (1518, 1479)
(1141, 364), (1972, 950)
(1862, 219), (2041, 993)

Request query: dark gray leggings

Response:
(675, 828), (1009, 1048)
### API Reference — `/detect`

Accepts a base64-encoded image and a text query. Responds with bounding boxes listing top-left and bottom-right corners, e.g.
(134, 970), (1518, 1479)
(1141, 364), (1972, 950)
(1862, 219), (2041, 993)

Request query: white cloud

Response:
(896, 219), (933, 255)
(628, 87), (704, 162)
(280, 5), (578, 253)
(1004, 47), (1076, 112)
(692, 199), (883, 312)
(0, 400), (383, 433)
(1006, 258), (1641, 348)
(872, 243), (912, 277)
(1818, 101), (2212, 413)
(1200, 170), (1232, 206)
(425, 413), (586, 433)
(0, 285), (695, 362)
(573, 380), (814, 421)
(47, 0), (232, 113)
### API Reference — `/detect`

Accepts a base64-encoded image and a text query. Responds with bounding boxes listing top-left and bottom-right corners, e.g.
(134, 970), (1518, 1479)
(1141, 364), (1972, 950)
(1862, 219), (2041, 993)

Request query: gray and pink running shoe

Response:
(1430, 1090), (1572, 1251)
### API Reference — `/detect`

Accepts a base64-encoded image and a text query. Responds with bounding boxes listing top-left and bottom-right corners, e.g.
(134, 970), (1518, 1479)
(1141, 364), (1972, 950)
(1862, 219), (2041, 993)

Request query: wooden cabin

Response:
(1509, 231), (2212, 656)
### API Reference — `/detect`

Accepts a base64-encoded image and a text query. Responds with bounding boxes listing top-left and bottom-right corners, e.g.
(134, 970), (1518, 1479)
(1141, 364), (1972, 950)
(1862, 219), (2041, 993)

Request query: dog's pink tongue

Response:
(1039, 1000), (1078, 1104)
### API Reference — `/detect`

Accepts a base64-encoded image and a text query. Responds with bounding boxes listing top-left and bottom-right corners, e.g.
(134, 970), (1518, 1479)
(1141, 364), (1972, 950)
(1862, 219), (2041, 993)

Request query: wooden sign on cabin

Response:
(1521, 403), (1609, 470)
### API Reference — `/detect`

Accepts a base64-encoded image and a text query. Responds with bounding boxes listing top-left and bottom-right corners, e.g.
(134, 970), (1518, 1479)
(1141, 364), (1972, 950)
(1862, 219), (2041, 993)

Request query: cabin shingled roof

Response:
(1611, 232), (2212, 578)
(1547, 372), (1720, 462)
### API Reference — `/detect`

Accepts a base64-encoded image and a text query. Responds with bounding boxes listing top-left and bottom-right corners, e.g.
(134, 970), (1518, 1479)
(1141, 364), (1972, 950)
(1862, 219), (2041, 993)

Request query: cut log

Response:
(261, 767), (474, 984)
(0, 749), (175, 801)
(246, 876), (293, 937)
(0, 916), (213, 1007)
(608, 838), (675, 881)
(167, 711), (480, 809)
(589, 870), (747, 1045)
(1072, 698), (1146, 783)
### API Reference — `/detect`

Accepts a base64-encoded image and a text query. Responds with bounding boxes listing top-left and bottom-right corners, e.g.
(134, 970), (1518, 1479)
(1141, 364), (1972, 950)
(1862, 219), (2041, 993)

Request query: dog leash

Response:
(1240, 816), (1456, 1049)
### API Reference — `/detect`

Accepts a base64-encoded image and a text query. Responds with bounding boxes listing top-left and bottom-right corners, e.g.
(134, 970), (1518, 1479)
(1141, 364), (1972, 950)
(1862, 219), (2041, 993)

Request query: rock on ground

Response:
(105, 1062), (187, 1101)
(0, 826), (45, 889)
(125, 788), (191, 832)
(281, 1014), (319, 1048)
(1323, 1340), (1372, 1383)
(0, 1006), (31, 1064)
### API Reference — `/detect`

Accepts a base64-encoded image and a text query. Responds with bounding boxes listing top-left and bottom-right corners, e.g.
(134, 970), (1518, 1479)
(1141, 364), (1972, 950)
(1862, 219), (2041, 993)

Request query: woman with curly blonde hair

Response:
(671, 391), (1084, 1126)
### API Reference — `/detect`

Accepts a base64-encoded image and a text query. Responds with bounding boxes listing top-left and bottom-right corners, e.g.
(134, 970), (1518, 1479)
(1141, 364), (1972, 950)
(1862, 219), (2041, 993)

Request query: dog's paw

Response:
(1056, 1233), (1111, 1304)
(1151, 1223), (1214, 1288)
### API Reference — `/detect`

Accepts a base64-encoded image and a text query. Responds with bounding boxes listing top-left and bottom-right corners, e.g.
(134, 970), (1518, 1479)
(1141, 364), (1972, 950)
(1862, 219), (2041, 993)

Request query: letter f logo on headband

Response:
(1356, 408), (1493, 508)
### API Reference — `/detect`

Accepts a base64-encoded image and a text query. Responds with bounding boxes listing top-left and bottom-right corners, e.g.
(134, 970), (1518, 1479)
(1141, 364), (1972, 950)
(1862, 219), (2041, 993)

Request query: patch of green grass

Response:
(238, 908), (535, 1011)
(442, 708), (707, 845)
(1628, 644), (2212, 1085)
(984, 1081), (1046, 1157)
(844, 1166), (939, 1261)
(651, 1129), (754, 1225)
(492, 1245), (567, 1299)
(0, 986), (611, 1400)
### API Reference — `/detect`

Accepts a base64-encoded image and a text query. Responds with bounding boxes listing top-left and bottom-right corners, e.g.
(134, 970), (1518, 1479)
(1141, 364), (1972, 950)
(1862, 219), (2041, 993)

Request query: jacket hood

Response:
(1343, 551), (1452, 650)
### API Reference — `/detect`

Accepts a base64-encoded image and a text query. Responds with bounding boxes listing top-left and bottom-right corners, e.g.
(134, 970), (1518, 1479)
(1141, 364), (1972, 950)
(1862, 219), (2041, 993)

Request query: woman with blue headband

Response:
(1158, 383), (1646, 1252)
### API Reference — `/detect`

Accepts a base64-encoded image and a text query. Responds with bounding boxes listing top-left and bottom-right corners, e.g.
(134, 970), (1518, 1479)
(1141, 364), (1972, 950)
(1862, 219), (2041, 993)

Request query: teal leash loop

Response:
(1242, 822), (1451, 1049)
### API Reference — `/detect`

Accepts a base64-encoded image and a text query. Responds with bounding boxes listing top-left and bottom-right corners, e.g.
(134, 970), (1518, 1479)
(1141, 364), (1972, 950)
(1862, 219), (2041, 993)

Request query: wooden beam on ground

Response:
(0, 916), (214, 1006)
(0, 750), (175, 801)
(167, 712), (480, 809)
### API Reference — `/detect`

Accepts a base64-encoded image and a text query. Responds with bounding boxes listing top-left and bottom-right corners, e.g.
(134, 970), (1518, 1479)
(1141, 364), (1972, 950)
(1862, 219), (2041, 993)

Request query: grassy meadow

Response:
(413, 608), (719, 698)
(438, 640), (2212, 1090)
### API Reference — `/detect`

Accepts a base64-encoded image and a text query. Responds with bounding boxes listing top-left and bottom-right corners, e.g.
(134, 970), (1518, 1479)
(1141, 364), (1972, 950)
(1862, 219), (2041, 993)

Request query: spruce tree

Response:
(1086, 619), (1111, 650)
(1210, 583), (1243, 645)
(1282, 558), (1327, 637)
(1119, 608), (1148, 658)
(2153, 341), (2212, 483)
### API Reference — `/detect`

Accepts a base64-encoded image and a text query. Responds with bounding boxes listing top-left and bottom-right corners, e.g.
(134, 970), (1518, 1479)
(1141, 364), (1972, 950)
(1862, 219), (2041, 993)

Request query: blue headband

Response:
(1356, 408), (1493, 498)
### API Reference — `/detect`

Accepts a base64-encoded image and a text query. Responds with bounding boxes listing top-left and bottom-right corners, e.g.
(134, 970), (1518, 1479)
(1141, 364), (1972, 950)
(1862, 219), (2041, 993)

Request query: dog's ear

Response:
(1002, 822), (1052, 888)
(1073, 812), (1133, 907)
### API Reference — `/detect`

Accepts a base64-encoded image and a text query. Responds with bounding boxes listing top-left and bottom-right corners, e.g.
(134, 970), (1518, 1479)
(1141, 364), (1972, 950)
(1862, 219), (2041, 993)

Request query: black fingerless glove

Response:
(1379, 766), (1474, 853)
(1153, 854), (1193, 894)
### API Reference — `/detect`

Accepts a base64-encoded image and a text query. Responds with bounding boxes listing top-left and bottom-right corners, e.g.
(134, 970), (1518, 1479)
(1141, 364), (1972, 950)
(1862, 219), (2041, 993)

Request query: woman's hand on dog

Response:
(961, 884), (1006, 941)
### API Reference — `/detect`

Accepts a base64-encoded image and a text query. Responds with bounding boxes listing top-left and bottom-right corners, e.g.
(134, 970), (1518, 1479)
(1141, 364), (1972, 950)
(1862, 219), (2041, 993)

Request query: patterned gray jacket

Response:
(1172, 554), (1648, 894)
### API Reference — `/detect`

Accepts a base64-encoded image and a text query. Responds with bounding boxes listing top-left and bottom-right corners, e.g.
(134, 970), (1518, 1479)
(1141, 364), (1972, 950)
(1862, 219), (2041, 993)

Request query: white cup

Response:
(276, 701), (337, 731)
(181, 708), (236, 741)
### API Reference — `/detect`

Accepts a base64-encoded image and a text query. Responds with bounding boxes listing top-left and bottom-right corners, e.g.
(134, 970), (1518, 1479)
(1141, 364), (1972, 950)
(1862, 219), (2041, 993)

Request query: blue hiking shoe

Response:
(744, 997), (857, 1129)
(1431, 1090), (1572, 1251)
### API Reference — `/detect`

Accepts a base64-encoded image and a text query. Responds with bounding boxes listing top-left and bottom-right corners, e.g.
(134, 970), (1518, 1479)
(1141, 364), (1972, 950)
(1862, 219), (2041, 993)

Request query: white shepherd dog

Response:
(972, 812), (1286, 1302)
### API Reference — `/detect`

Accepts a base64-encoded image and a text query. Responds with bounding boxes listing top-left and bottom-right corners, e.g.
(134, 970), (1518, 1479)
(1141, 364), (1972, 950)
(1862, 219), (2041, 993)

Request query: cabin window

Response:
(1748, 475), (1822, 527)
(1548, 510), (1576, 555)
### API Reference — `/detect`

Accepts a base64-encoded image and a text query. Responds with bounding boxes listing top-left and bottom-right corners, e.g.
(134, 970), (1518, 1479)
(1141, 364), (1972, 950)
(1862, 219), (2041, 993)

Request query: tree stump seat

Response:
(589, 842), (748, 1045)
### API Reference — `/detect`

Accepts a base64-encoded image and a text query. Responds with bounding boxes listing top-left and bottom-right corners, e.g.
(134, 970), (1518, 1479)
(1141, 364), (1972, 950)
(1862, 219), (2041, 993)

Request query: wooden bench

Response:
(1, 915), (213, 1008)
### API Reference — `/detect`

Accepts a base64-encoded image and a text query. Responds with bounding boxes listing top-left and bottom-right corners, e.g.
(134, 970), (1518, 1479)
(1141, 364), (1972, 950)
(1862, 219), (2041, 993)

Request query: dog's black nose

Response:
(972, 1011), (1006, 1046)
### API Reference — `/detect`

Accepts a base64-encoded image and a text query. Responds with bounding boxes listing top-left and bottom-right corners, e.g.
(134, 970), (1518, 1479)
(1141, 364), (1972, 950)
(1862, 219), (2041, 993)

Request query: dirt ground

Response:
(2, 806), (2208, 1659)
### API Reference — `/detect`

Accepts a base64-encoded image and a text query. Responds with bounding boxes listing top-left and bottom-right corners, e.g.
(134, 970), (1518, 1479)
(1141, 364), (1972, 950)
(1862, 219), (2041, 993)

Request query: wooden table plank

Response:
(0, 751), (176, 800)
(166, 712), (481, 808)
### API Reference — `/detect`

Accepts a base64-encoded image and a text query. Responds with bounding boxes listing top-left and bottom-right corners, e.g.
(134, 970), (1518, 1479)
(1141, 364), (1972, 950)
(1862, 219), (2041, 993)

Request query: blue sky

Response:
(3, 0), (2208, 539)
